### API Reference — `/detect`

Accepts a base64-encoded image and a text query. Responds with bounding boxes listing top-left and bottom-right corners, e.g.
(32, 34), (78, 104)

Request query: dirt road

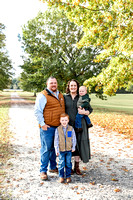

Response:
(1, 93), (133, 200)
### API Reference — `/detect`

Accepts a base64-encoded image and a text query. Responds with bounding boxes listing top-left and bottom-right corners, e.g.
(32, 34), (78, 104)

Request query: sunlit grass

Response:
(89, 94), (133, 139)
(0, 91), (11, 103)
(90, 94), (133, 115)
(17, 91), (36, 101)
(0, 104), (14, 199)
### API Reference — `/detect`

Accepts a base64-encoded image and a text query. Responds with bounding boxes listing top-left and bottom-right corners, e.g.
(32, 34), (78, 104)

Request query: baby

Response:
(75, 86), (93, 132)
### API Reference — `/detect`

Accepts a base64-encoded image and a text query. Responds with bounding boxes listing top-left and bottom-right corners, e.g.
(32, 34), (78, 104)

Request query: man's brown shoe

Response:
(49, 168), (58, 173)
(40, 172), (48, 181)
(59, 177), (64, 183)
(66, 177), (71, 183)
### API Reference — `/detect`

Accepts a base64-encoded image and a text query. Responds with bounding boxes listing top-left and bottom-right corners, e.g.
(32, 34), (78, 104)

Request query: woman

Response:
(64, 79), (93, 175)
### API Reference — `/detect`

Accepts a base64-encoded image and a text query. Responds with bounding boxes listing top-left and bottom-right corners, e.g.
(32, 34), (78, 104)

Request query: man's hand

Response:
(56, 153), (59, 156)
(41, 124), (50, 130)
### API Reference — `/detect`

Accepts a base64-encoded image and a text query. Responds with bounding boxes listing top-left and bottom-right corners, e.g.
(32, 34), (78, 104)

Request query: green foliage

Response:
(20, 8), (107, 92)
(0, 23), (13, 90)
(127, 85), (133, 93)
(10, 78), (20, 89)
(42, 0), (133, 96)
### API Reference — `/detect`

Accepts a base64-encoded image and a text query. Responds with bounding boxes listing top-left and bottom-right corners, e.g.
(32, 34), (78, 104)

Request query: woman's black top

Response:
(64, 94), (79, 127)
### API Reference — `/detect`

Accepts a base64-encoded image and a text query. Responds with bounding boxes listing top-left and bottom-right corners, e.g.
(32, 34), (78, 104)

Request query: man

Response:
(34, 77), (65, 180)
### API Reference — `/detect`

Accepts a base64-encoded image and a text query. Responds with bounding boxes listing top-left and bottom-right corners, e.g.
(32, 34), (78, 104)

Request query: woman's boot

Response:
(71, 169), (74, 175)
(74, 161), (82, 175)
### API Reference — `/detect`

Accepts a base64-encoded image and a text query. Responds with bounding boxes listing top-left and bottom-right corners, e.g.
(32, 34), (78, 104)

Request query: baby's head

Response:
(60, 113), (69, 128)
(79, 86), (87, 96)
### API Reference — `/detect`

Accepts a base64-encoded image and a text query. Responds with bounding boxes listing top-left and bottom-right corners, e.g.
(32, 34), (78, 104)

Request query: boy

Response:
(54, 113), (76, 183)
(75, 86), (93, 132)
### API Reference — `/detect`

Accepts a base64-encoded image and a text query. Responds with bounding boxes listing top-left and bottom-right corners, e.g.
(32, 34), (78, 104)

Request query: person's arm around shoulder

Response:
(34, 93), (50, 130)
(54, 128), (59, 156)
(72, 128), (76, 152)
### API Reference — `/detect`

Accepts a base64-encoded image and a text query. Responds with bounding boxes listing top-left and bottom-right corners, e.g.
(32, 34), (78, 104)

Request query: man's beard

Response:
(51, 87), (57, 92)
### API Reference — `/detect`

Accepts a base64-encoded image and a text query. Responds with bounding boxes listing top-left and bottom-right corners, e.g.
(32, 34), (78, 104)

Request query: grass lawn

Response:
(89, 94), (133, 140)
(0, 91), (11, 104)
(17, 91), (36, 101)
(90, 94), (133, 115)
(0, 104), (14, 199)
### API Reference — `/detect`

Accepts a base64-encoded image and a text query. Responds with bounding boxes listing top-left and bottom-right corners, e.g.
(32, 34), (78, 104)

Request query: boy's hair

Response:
(60, 113), (69, 120)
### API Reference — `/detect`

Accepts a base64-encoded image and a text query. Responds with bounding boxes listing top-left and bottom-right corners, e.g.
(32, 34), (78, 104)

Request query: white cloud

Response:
(0, 0), (47, 77)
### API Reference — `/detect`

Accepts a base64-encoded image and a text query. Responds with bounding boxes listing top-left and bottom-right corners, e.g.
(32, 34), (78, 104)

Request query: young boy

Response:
(75, 86), (93, 132)
(54, 113), (76, 183)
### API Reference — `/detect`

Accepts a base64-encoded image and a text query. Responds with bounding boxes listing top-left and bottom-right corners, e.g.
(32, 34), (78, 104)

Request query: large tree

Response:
(20, 8), (107, 92)
(41, 0), (133, 96)
(0, 23), (13, 90)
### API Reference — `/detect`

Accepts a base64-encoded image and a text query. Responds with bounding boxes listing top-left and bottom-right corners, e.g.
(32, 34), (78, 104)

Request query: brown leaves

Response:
(114, 188), (121, 192)
(112, 178), (118, 181)
(39, 182), (44, 186)
(82, 166), (87, 170)
(24, 190), (30, 193)
(90, 113), (133, 140)
(89, 181), (96, 185)
(121, 167), (129, 172)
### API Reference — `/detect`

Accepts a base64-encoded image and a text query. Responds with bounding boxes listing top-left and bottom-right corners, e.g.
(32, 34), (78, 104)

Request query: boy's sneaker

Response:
(88, 123), (93, 128)
(66, 177), (71, 183)
(40, 172), (48, 181)
(59, 177), (64, 183)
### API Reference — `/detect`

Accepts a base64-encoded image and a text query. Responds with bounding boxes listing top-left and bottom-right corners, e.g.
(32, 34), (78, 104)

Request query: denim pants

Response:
(75, 113), (91, 128)
(58, 151), (72, 178)
(40, 127), (57, 173)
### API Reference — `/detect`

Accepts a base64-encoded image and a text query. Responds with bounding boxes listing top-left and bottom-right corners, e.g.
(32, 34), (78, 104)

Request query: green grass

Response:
(90, 94), (133, 114)
(17, 91), (36, 101)
(0, 91), (11, 102)
(1, 91), (132, 114)
(0, 104), (14, 199)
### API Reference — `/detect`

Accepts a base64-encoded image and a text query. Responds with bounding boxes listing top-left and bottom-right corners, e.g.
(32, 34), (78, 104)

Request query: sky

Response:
(0, 0), (47, 77)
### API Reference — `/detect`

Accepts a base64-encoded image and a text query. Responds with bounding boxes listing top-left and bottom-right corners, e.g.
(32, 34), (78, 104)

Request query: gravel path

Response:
(1, 93), (133, 200)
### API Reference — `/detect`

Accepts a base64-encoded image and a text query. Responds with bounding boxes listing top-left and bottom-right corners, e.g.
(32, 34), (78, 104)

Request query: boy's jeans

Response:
(75, 113), (91, 128)
(58, 151), (72, 178)
(40, 127), (57, 173)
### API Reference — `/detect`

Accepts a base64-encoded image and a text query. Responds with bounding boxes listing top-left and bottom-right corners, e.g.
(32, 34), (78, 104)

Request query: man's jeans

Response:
(40, 127), (57, 173)
(58, 151), (72, 178)
(75, 113), (91, 128)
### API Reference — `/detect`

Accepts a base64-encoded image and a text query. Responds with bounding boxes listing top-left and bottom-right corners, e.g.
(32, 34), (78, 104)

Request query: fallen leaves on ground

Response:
(90, 113), (133, 140)
(0, 105), (14, 198)
(114, 188), (121, 192)
(89, 181), (96, 185)
(112, 178), (118, 181)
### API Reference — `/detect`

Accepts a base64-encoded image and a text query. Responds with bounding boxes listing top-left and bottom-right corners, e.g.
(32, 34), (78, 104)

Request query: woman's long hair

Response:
(66, 79), (80, 94)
